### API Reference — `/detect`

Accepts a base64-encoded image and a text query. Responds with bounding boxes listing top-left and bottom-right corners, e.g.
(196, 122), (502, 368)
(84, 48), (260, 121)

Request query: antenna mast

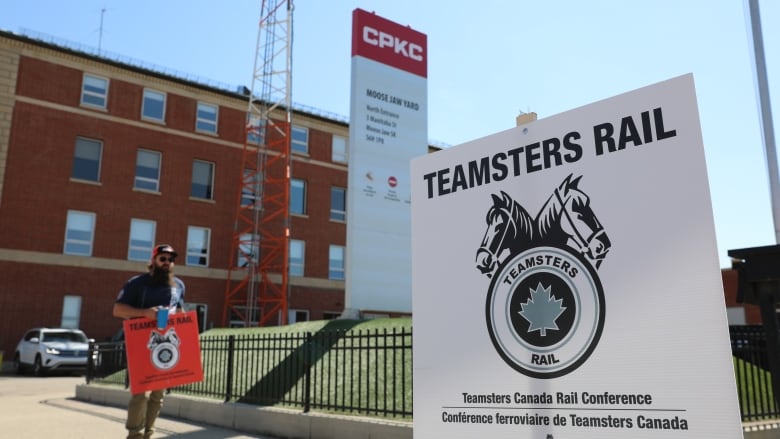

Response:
(222, 0), (293, 327)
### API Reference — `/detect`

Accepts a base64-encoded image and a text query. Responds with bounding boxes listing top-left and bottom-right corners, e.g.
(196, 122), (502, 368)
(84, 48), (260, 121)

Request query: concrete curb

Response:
(75, 384), (412, 439)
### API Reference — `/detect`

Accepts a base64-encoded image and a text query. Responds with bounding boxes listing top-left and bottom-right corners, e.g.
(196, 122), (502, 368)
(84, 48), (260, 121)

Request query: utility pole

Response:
(747, 0), (780, 243)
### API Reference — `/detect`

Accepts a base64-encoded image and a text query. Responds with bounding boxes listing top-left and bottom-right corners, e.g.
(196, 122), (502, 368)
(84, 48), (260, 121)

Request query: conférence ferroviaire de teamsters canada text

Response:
(442, 391), (689, 431)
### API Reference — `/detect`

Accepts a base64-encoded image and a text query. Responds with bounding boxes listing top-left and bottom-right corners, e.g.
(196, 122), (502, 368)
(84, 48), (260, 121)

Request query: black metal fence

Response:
(88, 324), (780, 422)
(730, 325), (780, 421)
(88, 327), (412, 418)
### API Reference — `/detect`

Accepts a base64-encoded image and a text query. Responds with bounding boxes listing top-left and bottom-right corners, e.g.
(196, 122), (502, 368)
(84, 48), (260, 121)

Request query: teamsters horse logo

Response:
(147, 328), (181, 370)
(476, 174), (611, 378)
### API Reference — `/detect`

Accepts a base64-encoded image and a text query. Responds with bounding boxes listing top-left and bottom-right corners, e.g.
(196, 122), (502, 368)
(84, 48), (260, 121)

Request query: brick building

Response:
(0, 30), (362, 356)
(0, 30), (758, 360)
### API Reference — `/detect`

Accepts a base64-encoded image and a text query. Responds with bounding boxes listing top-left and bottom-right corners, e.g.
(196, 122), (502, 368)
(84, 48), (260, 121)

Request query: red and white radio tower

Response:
(222, 0), (293, 327)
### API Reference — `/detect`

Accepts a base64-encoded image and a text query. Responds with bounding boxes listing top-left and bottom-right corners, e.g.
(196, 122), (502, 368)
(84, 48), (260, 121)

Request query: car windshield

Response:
(41, 331), (88, 343)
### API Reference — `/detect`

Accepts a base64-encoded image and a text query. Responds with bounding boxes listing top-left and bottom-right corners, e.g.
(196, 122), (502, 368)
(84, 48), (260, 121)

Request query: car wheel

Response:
(13, 353), (24, 375)
(33, 355), (47, 377)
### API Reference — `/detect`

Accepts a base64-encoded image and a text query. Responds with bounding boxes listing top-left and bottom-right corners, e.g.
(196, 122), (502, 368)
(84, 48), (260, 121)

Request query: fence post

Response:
(304, 332), (312, 413)
(86, 340), (94, 384)
(225, 335), (235, 402)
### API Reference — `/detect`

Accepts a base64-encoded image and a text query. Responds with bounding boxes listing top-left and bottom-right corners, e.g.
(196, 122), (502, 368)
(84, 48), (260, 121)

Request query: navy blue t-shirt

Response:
(116, 273), (185, 311)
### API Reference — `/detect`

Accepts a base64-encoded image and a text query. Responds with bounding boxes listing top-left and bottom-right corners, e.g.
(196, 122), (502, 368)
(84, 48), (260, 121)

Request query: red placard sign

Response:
(123, 310), (203, 393)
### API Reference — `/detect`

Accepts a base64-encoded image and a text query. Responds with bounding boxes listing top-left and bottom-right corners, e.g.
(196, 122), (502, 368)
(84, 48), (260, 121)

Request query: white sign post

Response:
(411, 74), (743, 438)
(345, 9), (427, 314)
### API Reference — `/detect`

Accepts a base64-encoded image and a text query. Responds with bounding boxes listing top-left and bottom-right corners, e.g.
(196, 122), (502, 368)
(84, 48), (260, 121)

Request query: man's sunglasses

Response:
(157, 256), (176, 263)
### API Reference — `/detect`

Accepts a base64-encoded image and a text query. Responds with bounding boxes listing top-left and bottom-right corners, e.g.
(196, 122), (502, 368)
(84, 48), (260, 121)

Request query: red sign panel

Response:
(351, 8), (427, 78)
(123, 310), (204, 394)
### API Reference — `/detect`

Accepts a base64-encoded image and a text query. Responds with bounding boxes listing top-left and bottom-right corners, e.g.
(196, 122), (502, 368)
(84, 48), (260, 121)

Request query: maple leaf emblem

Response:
(518, 282), (566, 336)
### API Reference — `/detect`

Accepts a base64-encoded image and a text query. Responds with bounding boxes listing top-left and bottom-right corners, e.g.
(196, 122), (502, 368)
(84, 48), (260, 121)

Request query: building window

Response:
(291, 178), (306, 215)
(72, 137), (102, 182)
(288, 309), (309, 323)
(142, 89), (166, 122)
(247, 115), (263, 145)
(329, 245), (345, 280)
(191, 160), (215, 200)
(241, 168), (261, 208)
(128, 219), (155, 261)
(332, 135), (347, 163)
(81, 74), (108, 109)
(187, 226), (211, 267)
(64, 210), (95, 256)
(238, 233), (260, 268)
(331, 187), (346, 221)
(135, 149), (161, 192)
(61, 296), (82, 329)
(196, 102), (218, 134)
(291, 125), (308, 154)
(290, 239), (305, 276)
(323, 312), (341, 320)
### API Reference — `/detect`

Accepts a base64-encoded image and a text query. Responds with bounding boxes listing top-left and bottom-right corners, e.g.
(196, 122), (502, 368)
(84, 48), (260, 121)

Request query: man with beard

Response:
(113, 244), (185, 439)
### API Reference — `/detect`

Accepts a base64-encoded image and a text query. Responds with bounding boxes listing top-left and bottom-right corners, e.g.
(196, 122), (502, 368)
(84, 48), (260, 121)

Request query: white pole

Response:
(747, 0), (780, 243)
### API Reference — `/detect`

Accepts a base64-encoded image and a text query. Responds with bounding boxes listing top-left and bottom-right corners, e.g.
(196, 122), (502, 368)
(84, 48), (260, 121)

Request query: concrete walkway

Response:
(0, 375), (274, 438)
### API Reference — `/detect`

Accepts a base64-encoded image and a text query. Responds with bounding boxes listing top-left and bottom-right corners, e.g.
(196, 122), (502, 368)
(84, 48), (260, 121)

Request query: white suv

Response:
(13, 328), (92, 376)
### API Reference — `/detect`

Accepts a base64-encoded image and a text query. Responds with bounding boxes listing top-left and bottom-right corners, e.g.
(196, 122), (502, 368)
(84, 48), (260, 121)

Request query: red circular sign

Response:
(388, 176), (398, 188)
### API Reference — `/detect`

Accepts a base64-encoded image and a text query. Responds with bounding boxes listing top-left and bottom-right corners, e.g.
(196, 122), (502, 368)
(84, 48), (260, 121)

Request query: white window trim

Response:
(332, 135), (348, 163)
(196, 102), (219, 134)
(291, 178), (306, 215)
(329, 245), (345, 280)
(192, 159), (216, 200)
(80, 73), (109, 109)
(128, 218), (156, 261)
(330, 187), (346, 222)
(186, 226), (211, 267)
(141, 88), (166, 122)
(292, 125), (309, 154)
(64, 210), (96, 256)
(72, 136), (103, 183)
(135, 149), (162, 192)
(61, 295), (83, 329)
(290, 239), (305, 276)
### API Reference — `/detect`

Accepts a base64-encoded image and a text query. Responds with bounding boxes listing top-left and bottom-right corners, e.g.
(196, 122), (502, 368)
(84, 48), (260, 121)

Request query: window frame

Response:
(288, 309), (309, 323)
(186, 226), (211, 267)
(134, 149), (162, 192)
(291, 125), (309, 154)
(71, 137), (102, 183)
(289, 239), (305, 277)
(291, 178), (306, 215)
(237, 233), (260, 268)
(332, 135), (348, 163)
(330, 187), (346, 222)
(64, 210), (96, 256)
(80, 74), (108, 109)
(191, 159), (215, 200)
(196, 102), (219, 134)
(241, 168), (262, 208)
(128, 218), (156, 261)
(61, 295), (82, 329)
(141, 88), (166, 122)
(328, 245), (345, 280)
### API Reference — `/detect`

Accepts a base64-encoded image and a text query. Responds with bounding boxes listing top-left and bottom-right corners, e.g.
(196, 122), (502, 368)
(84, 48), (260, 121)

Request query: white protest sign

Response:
(411, 74), (743, 438)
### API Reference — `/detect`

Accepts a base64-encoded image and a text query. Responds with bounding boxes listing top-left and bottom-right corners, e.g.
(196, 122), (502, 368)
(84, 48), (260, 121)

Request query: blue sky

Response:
(4, 0), (779, 268)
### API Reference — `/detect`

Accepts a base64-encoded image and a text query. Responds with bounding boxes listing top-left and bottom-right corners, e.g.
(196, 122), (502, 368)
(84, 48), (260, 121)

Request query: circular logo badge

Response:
(151, 342), (180, 370)
(485, 246), (605, 378)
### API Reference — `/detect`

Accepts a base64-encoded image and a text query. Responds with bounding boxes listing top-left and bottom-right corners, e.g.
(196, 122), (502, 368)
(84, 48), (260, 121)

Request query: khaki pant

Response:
(125, 390), (164, 439)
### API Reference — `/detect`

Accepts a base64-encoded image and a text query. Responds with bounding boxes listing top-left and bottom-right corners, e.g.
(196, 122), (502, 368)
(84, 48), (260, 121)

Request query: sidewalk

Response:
(0, 375), (274, 438)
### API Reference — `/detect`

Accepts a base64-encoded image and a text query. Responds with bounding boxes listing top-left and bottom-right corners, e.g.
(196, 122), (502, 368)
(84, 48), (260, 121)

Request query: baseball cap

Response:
(152, 244), (178, 259)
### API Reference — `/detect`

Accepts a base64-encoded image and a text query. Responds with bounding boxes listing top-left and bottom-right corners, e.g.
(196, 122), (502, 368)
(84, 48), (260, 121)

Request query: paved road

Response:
(0, 374), (274, 438)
